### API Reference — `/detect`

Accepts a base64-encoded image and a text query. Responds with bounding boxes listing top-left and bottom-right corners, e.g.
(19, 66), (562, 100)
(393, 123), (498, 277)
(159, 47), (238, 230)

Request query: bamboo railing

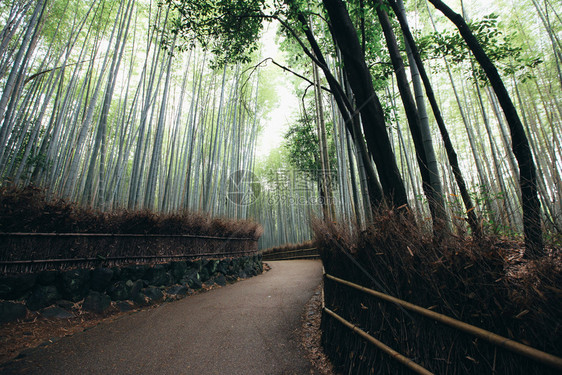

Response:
(0, 232), (259, 273)
(262, 247), (319, 261)
(323, 273), (562, 372)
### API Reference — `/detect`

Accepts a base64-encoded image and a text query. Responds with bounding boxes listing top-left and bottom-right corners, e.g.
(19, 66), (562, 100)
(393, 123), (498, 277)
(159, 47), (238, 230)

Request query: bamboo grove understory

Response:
(0, 0), (261, 219)
(0, 0), (561, 252)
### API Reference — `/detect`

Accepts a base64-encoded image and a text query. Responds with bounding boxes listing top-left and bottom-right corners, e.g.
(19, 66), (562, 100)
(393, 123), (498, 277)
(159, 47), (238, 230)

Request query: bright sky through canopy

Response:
(252, 0), (500, 160)
(255, 23), (299, 158)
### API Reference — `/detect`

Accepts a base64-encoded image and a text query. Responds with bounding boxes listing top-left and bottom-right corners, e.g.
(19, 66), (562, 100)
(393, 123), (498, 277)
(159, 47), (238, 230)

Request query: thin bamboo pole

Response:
(0, 232), (254, 240)
(0, 249), (259, 265)
(263, 247), (317, 254)
(323, 307), (434, 375)
(264, 254), (320, 261)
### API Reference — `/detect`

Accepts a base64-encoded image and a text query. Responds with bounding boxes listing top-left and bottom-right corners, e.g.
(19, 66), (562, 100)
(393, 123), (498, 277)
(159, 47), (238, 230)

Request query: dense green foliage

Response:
(167, 0), (267, 66)
(283, 115), (337, 174)
(418, 13), (543, 83)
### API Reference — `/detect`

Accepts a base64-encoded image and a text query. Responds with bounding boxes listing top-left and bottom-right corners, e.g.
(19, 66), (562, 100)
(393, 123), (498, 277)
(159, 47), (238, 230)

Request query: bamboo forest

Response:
(0, 0), (561, 372)
(1, 0), (561, 251)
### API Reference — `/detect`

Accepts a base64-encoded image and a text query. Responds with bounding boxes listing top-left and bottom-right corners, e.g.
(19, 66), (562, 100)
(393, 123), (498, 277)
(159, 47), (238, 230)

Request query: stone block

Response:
(90, 268), (114, 292)
(0, 301), (27, 323)
(60, 269), (91, 302)
(82, 291), (111, 314)
(26, 285), (61, 311)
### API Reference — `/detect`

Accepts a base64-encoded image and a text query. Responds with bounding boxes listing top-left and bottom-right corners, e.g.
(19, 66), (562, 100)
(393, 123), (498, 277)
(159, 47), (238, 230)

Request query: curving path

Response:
(1, 260), (323, 375)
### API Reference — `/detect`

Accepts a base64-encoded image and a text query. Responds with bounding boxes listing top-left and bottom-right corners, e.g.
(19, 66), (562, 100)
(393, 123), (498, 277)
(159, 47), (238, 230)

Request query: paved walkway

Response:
(1, 260), (323, 375)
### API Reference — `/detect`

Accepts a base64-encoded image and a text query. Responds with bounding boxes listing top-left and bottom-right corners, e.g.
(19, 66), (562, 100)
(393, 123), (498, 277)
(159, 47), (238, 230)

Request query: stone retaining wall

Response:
(0, 254), (262, 323)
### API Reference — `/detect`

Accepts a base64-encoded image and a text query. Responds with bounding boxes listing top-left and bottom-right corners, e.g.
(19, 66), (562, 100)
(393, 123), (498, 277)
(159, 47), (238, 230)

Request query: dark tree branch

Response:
(249, 58), (333, 93)
(388, 0), (482, 238)
(428, 0), (544, 256)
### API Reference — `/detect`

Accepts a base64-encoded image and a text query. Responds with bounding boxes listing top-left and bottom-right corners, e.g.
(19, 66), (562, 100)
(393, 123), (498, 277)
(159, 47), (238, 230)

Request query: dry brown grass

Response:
(0, 185), (262, 263)
(262, 240), (316, 255)
(313, 210), (561, 374)
(0, 185), (261, 238)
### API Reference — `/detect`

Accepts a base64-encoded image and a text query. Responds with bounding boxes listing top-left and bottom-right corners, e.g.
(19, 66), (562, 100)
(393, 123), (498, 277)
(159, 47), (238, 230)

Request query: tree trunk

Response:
(322, 0), (408, 208)
(429, 0), (544, 257)
(0, 0), (47, 153)
(313, 59), (335, 219)
(294, 13), (383, 209)
(374, 1), (447, 234)
(390, 0), (481, 237)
